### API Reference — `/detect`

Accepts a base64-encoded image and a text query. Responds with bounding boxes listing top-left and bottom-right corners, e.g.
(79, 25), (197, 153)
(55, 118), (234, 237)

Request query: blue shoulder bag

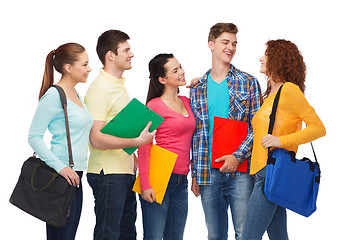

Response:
(264, 85), (321, 217)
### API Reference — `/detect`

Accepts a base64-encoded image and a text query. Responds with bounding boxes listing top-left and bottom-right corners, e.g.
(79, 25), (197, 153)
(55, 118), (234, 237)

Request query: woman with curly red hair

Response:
(241, 40), (326, 239)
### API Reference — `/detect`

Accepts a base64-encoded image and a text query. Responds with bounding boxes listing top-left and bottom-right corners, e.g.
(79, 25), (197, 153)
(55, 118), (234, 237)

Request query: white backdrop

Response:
(1, 0), (343, 239)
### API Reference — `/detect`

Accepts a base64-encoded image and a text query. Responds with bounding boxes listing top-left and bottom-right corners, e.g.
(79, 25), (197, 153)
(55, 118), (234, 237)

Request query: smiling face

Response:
(209, 32), (237, 64)
(113, 40), (134, 71)
(67, 51), (91, 83)
(260, 54), (267, 75)
(159, 57), (186, 87)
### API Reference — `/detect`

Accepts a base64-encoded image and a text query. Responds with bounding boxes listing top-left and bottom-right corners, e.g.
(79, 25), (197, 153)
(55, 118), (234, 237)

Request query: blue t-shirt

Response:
(28, 87), (93, 173)
(206, 74), (230, 162)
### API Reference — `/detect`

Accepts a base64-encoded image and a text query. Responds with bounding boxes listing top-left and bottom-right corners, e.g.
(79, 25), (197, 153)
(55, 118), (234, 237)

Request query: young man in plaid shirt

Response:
(190, 23), (261, 240)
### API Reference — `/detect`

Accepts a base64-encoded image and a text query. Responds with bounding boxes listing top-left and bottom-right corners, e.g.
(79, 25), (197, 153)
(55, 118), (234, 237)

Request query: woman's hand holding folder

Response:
(142, 188), (156, 203)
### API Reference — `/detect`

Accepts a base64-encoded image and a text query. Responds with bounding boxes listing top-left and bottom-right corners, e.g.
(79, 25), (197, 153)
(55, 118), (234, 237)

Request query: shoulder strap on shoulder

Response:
(51, 85), (74, 168)
(268, 85), (283, 135)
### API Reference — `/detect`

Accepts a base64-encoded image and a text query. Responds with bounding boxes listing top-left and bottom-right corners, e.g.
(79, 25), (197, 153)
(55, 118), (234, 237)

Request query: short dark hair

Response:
(96, 30), (130, 65)
(208, 23), (238, 42)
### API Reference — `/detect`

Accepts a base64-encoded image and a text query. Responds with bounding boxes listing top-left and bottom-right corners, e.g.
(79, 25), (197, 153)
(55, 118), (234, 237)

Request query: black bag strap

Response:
(268, 85), (283, 135)
(51, 85), (74, 168)
(267, 84), (318, 165)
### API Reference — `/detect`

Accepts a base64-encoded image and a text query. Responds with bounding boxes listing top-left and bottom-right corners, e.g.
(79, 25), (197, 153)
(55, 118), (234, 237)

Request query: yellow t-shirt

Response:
(250, 82), (326, 175)
(84, 69), (134, 175)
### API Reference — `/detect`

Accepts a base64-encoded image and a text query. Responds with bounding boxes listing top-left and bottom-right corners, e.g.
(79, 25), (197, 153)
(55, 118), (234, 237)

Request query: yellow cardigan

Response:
(250, 82), (326, 175)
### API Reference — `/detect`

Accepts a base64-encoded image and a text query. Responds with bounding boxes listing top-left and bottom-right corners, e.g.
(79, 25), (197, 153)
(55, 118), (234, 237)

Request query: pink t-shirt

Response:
(137, 96), (196, 191)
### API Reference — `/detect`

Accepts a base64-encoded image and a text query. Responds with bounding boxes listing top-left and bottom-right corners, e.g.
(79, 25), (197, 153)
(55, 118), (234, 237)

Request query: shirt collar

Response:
(199, 64), (236, 86)
(100, 68), (126, 85)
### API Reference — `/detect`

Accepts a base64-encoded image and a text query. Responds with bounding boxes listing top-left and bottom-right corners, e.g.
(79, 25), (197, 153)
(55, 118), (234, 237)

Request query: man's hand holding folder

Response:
(137, 121), (157, 146)
(100, 98), (163, 155)
(211, 116), (249, 173)
(215, 154), (240, 173)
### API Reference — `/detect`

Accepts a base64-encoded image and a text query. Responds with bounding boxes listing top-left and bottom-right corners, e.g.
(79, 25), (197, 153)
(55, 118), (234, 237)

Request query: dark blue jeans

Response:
(87, 170), (137, 240)
(140, 174), (188, 240)
(46, 171), (83, 240)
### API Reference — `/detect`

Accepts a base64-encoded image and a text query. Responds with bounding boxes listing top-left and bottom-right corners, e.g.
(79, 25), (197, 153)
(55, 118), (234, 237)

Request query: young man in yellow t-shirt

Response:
(85, 30), (155, 240)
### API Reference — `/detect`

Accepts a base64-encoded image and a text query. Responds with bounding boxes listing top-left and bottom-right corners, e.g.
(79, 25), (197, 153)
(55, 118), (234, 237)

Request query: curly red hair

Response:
(263, 39), (306, 98)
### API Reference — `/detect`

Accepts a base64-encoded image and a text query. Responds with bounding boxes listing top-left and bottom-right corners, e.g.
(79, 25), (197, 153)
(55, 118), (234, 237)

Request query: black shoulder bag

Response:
(9, 85), (75, 227)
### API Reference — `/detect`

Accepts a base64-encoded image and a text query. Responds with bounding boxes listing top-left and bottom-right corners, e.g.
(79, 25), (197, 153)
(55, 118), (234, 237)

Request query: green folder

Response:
(100, 98), (164, 155)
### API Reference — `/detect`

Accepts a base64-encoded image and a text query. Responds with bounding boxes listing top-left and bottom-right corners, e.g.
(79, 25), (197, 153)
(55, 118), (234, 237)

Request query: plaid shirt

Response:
(190, 64), (261, 185)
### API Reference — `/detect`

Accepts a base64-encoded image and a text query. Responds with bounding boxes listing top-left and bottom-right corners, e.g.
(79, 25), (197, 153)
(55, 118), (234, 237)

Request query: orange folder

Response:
(211, 116), (248, 172)
(132, 144), (178, 204)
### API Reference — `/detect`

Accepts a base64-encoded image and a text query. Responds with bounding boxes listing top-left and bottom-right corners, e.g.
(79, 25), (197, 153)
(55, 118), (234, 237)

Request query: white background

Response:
(1, 0), (344, 239)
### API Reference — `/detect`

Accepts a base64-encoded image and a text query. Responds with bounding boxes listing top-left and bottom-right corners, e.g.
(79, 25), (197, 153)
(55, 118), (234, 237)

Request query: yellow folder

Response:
(132, 144), (177, 204)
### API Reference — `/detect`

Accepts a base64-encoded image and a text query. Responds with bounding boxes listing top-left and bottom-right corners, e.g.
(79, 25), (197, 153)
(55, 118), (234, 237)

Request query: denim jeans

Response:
(241, 167), (289, 240)
(46, 171), (83, 240)
(87, 171), (137, 240)
(199, 168), (254, 240)
(140, 173), (188, 240)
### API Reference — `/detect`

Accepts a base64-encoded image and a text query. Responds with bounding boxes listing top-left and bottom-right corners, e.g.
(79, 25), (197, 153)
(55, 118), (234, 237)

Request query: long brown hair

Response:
(39, 43), (85, 100)
(146, 53), (175, 104)
(263, 39), (306, 98)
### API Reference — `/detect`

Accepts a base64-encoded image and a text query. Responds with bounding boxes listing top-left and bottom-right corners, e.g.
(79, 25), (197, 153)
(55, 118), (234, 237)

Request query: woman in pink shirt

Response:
(138, 53), (196, 239)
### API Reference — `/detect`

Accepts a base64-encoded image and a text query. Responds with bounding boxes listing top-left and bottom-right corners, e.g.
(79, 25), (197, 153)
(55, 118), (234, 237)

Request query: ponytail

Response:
(38, 43), (85, 100)
(39, 50), (55, 100)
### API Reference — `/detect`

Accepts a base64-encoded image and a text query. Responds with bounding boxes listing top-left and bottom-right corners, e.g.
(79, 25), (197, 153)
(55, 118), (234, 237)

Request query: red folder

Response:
(211, 116), (248, 172)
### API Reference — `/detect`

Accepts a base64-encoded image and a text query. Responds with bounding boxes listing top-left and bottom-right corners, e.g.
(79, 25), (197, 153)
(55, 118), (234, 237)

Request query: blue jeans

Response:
(199, 168), (254, 240)
(46, 171), (83, 240)
(140, 173), (188, 240)
(241, 167), (289, 240)
(87, 171), (137, 240)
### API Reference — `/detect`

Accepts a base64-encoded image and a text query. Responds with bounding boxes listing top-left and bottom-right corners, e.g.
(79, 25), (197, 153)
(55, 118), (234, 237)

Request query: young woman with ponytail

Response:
(28, 43), (93, 240)
(137, 54), (196, 239)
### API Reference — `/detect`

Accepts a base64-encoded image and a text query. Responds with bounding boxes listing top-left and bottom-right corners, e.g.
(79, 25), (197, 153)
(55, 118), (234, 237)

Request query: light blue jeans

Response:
(241, 167), (289, 240)
(199, 168), (254, 240)
(140, 173), (188, 240)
